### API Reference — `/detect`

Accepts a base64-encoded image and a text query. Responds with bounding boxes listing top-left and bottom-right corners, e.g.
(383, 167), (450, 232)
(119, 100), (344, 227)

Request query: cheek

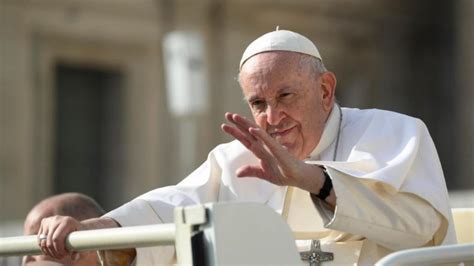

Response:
(295, 105), (323, 139)
(287, 105), (308, 129)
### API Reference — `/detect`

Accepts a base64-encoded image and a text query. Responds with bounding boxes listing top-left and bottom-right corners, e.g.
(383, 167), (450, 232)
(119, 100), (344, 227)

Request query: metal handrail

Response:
(0, 224), (176, 257)
(376, 243), (474, 265)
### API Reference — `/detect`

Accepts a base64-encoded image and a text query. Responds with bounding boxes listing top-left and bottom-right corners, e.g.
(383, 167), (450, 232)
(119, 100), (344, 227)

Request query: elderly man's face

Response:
(239, 52), (334, 160)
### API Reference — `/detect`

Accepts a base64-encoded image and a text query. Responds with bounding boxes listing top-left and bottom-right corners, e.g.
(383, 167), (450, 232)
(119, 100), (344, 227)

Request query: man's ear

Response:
(319, 71), (337, 112)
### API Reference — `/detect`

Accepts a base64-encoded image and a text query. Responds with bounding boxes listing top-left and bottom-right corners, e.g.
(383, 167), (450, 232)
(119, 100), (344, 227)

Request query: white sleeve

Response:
(105, 152), (220, 225)
(314, 167), (443, 251)
(103, 199), (176, 266)
(101, 153), (221, 266)
(104, 198), (163, 226)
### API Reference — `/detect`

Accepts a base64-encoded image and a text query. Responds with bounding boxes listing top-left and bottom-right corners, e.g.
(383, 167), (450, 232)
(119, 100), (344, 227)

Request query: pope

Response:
(36, 29), (456, 265)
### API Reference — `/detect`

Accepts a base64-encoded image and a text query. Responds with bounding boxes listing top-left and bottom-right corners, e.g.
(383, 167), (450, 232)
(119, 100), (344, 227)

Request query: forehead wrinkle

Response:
(241, 52), (304, 101)
(243, 74), (301, 103)
(242, 74), (267, 101)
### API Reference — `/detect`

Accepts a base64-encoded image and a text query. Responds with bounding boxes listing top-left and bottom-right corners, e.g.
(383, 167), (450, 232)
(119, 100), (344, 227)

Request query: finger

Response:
(224, 112), (274, 158)
(223, 113), (278, 164)
(223, 123), (274, 162)
(225, 113), (257, 141)
(39, 219), (54, 258)
(230, 113), (258, 129)
(249, 127), (291, 162)
(46, 221), (62, 259)
(236, 165), (266, 179)
(52, 222), (71, 258)
(38, 220), (50, 256)
(224, 112), (235, 122)
(221, 124), (252, 148)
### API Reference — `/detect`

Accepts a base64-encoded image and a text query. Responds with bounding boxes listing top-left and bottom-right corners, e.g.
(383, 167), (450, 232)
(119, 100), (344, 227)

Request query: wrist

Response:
(81, 217), (119, 230)
(298, 164), (326, 194)
(312, 166), (333, 201)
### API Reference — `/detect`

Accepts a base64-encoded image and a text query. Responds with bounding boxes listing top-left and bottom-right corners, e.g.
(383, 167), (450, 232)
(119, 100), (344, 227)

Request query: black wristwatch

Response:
(314, 166), (333, 200)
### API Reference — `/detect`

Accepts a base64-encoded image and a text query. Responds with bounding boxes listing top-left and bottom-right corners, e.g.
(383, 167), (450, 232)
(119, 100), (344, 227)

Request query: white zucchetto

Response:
(239, 29), (322, 70)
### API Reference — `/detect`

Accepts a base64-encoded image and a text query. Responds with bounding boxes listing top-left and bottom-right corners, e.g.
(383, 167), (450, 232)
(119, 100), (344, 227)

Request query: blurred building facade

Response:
(0, 0), (472, 225)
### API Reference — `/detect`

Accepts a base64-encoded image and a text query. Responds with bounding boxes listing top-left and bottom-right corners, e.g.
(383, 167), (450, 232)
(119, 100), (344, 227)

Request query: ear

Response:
(319, 71), (337, 112)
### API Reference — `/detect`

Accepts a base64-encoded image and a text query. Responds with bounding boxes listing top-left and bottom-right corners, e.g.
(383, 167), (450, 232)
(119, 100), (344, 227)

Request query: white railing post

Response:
(174, 204), (207, 265)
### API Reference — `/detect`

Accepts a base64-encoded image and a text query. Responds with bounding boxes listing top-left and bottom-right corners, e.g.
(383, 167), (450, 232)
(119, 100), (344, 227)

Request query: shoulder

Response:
(342, 107), (427, 131)
(339, 107), (432, 151)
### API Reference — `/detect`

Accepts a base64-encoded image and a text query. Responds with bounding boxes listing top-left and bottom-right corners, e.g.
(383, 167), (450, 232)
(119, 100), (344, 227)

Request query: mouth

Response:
(269, 126), (295, 138)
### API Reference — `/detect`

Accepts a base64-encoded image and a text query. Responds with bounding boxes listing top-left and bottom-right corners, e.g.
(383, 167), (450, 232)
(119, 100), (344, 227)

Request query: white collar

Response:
(309, 103), (341, 159)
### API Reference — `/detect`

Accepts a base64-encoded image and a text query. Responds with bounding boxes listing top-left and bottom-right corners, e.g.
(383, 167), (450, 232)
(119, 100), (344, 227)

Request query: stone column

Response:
(454, 0), (474, 189)
(0, 2), (37, 221)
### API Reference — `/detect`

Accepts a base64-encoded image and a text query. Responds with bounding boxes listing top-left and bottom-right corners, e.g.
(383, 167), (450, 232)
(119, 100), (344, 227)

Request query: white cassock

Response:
(105, 104), (456, 265)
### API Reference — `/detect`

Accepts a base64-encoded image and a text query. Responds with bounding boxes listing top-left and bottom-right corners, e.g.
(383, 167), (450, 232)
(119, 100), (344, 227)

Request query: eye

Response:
(250, 100), (266, 111)
(279, 92), (294, 100)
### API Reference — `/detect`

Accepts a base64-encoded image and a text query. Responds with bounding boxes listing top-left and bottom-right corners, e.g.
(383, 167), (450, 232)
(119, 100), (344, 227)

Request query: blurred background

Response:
(0, 0), (472, 259)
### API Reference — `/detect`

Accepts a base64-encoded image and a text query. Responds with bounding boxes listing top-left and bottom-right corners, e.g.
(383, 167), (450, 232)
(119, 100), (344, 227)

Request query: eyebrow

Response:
(243, 86), (294, 103)
(246, 95), (261, 103)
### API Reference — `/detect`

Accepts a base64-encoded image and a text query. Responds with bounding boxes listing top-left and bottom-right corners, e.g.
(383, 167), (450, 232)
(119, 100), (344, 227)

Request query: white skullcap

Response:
(239, 29), (322, 70)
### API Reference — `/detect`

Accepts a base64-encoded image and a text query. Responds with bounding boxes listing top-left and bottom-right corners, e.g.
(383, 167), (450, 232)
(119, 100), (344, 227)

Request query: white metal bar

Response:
(376, 243), (474, 266)
(0, 224), (176, 257)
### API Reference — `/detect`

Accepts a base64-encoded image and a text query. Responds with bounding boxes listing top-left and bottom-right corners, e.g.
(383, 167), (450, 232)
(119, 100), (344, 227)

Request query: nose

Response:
(264, 103), (284, 126)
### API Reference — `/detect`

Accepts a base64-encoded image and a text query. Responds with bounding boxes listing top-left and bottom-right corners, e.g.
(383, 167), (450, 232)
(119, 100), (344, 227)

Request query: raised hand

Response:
(221, 112), (325, 194)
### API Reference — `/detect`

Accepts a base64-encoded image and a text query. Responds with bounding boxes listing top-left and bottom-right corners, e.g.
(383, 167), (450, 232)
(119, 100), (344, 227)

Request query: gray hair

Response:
(236, 53), (328, 84)
(298, 54), (327, 78)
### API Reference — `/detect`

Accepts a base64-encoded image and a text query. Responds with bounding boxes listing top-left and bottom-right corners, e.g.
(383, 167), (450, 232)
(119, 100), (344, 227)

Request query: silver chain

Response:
(332, 104), (343, 161)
